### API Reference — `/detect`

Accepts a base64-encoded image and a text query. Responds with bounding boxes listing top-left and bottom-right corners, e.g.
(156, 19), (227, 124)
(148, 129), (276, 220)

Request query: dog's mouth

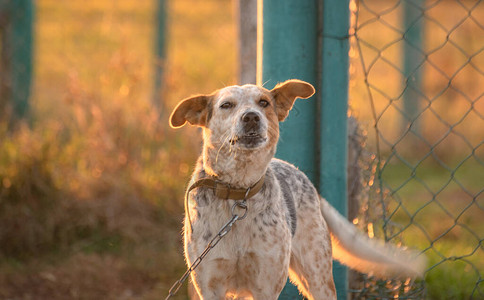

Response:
(230, 132), (267, 148)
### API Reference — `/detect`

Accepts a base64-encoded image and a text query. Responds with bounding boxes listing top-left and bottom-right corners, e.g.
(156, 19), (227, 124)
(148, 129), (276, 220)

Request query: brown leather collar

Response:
(187, 175), (265, 200)
(184, 175), (265, 232)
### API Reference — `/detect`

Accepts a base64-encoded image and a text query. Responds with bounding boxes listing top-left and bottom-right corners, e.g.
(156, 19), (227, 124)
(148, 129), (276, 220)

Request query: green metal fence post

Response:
(153, 0), (166, 111)
(402, 0), (424, 133)
(0, 0), (33, 120)
(319, 0), (350, 299)
(257, 0), (318, 299)
(258, 0), (319, 182)
(259, 0), (350, 298)
(0, 1), (9, 115)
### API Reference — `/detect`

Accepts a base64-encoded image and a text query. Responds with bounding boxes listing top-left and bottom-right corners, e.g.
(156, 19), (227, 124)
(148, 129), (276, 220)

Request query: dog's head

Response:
(170, 79), (315, 152)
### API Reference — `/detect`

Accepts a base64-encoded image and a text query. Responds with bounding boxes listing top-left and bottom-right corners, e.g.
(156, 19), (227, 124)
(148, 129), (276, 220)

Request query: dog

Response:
(169, 79), (425, 299)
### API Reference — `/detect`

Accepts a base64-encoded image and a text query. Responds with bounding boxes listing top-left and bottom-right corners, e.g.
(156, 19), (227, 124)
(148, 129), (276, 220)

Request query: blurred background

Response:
(0, 0), (482, 299)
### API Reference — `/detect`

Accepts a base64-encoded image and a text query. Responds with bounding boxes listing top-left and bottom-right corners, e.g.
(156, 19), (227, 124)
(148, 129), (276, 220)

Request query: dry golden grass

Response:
(1, 0), (235, 299)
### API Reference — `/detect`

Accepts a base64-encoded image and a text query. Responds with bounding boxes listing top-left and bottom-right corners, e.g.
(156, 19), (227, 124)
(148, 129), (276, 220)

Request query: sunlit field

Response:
(1, 0), (235, 299)
(0, 0), (482, 299)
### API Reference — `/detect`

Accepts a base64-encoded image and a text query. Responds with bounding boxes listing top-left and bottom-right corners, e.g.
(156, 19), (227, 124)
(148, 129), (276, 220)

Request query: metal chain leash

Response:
(165, 199), (248, 300)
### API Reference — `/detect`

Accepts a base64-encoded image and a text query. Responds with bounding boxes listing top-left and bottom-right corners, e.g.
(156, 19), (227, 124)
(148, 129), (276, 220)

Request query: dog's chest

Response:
(187, 178), (291, 260)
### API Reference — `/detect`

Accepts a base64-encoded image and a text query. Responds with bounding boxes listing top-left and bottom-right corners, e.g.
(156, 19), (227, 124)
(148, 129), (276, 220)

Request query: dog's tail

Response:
(320, 197), (426, 279)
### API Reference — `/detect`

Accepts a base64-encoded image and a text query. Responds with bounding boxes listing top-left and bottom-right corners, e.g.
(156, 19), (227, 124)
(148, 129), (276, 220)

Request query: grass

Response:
(0, 0), (483, 299)
(349, 157), (484, 299)
(1, 0), (235, 299)
(377, 161), (484, 299)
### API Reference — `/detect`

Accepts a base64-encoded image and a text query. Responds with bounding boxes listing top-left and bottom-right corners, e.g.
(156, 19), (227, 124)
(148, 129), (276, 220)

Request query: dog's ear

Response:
(271, 79), (315, 121)
(169, 95), (211, 128)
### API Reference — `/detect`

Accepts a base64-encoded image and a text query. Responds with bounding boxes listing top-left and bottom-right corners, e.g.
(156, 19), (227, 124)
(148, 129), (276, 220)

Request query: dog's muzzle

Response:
(231, 111), (267, 148)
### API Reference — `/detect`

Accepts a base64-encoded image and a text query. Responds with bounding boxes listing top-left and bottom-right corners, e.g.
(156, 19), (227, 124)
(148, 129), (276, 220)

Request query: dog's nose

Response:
(242, 112), (260, 124)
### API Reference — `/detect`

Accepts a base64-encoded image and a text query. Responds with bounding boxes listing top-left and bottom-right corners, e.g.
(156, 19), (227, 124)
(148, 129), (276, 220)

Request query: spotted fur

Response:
(170, 80), (425, 300)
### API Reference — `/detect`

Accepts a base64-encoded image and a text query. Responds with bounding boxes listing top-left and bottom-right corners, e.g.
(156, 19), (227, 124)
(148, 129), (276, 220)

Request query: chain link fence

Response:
(349, 0), (484, 298)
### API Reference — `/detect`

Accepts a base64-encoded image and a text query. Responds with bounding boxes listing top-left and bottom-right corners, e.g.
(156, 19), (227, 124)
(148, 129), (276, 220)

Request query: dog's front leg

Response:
(235, 234), (292, 299)
(189, 258), (233, 300)
(190, 256), (288, 300)
(185, 230), (233, 299)
(249, 271), (289, 300)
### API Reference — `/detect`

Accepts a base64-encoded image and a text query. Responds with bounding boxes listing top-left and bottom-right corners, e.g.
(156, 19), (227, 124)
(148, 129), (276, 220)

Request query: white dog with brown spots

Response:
(170, 79), (425, 300)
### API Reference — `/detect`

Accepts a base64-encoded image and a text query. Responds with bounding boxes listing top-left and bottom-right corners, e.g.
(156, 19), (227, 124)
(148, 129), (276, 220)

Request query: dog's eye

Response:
(220, 102), (234, 109)
(258, 99), (269, 108)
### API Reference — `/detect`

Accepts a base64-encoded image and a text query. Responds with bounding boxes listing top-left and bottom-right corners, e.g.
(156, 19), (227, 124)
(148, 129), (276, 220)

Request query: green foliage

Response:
(426, 256), (483, 300)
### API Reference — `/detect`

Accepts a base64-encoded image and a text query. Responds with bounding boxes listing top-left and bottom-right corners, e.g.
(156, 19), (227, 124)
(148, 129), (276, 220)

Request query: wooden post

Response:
(236, 0), (257, 85)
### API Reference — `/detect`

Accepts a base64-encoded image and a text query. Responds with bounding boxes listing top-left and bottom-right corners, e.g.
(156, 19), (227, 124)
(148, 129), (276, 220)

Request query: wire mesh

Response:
(349, 0), (484, 298)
